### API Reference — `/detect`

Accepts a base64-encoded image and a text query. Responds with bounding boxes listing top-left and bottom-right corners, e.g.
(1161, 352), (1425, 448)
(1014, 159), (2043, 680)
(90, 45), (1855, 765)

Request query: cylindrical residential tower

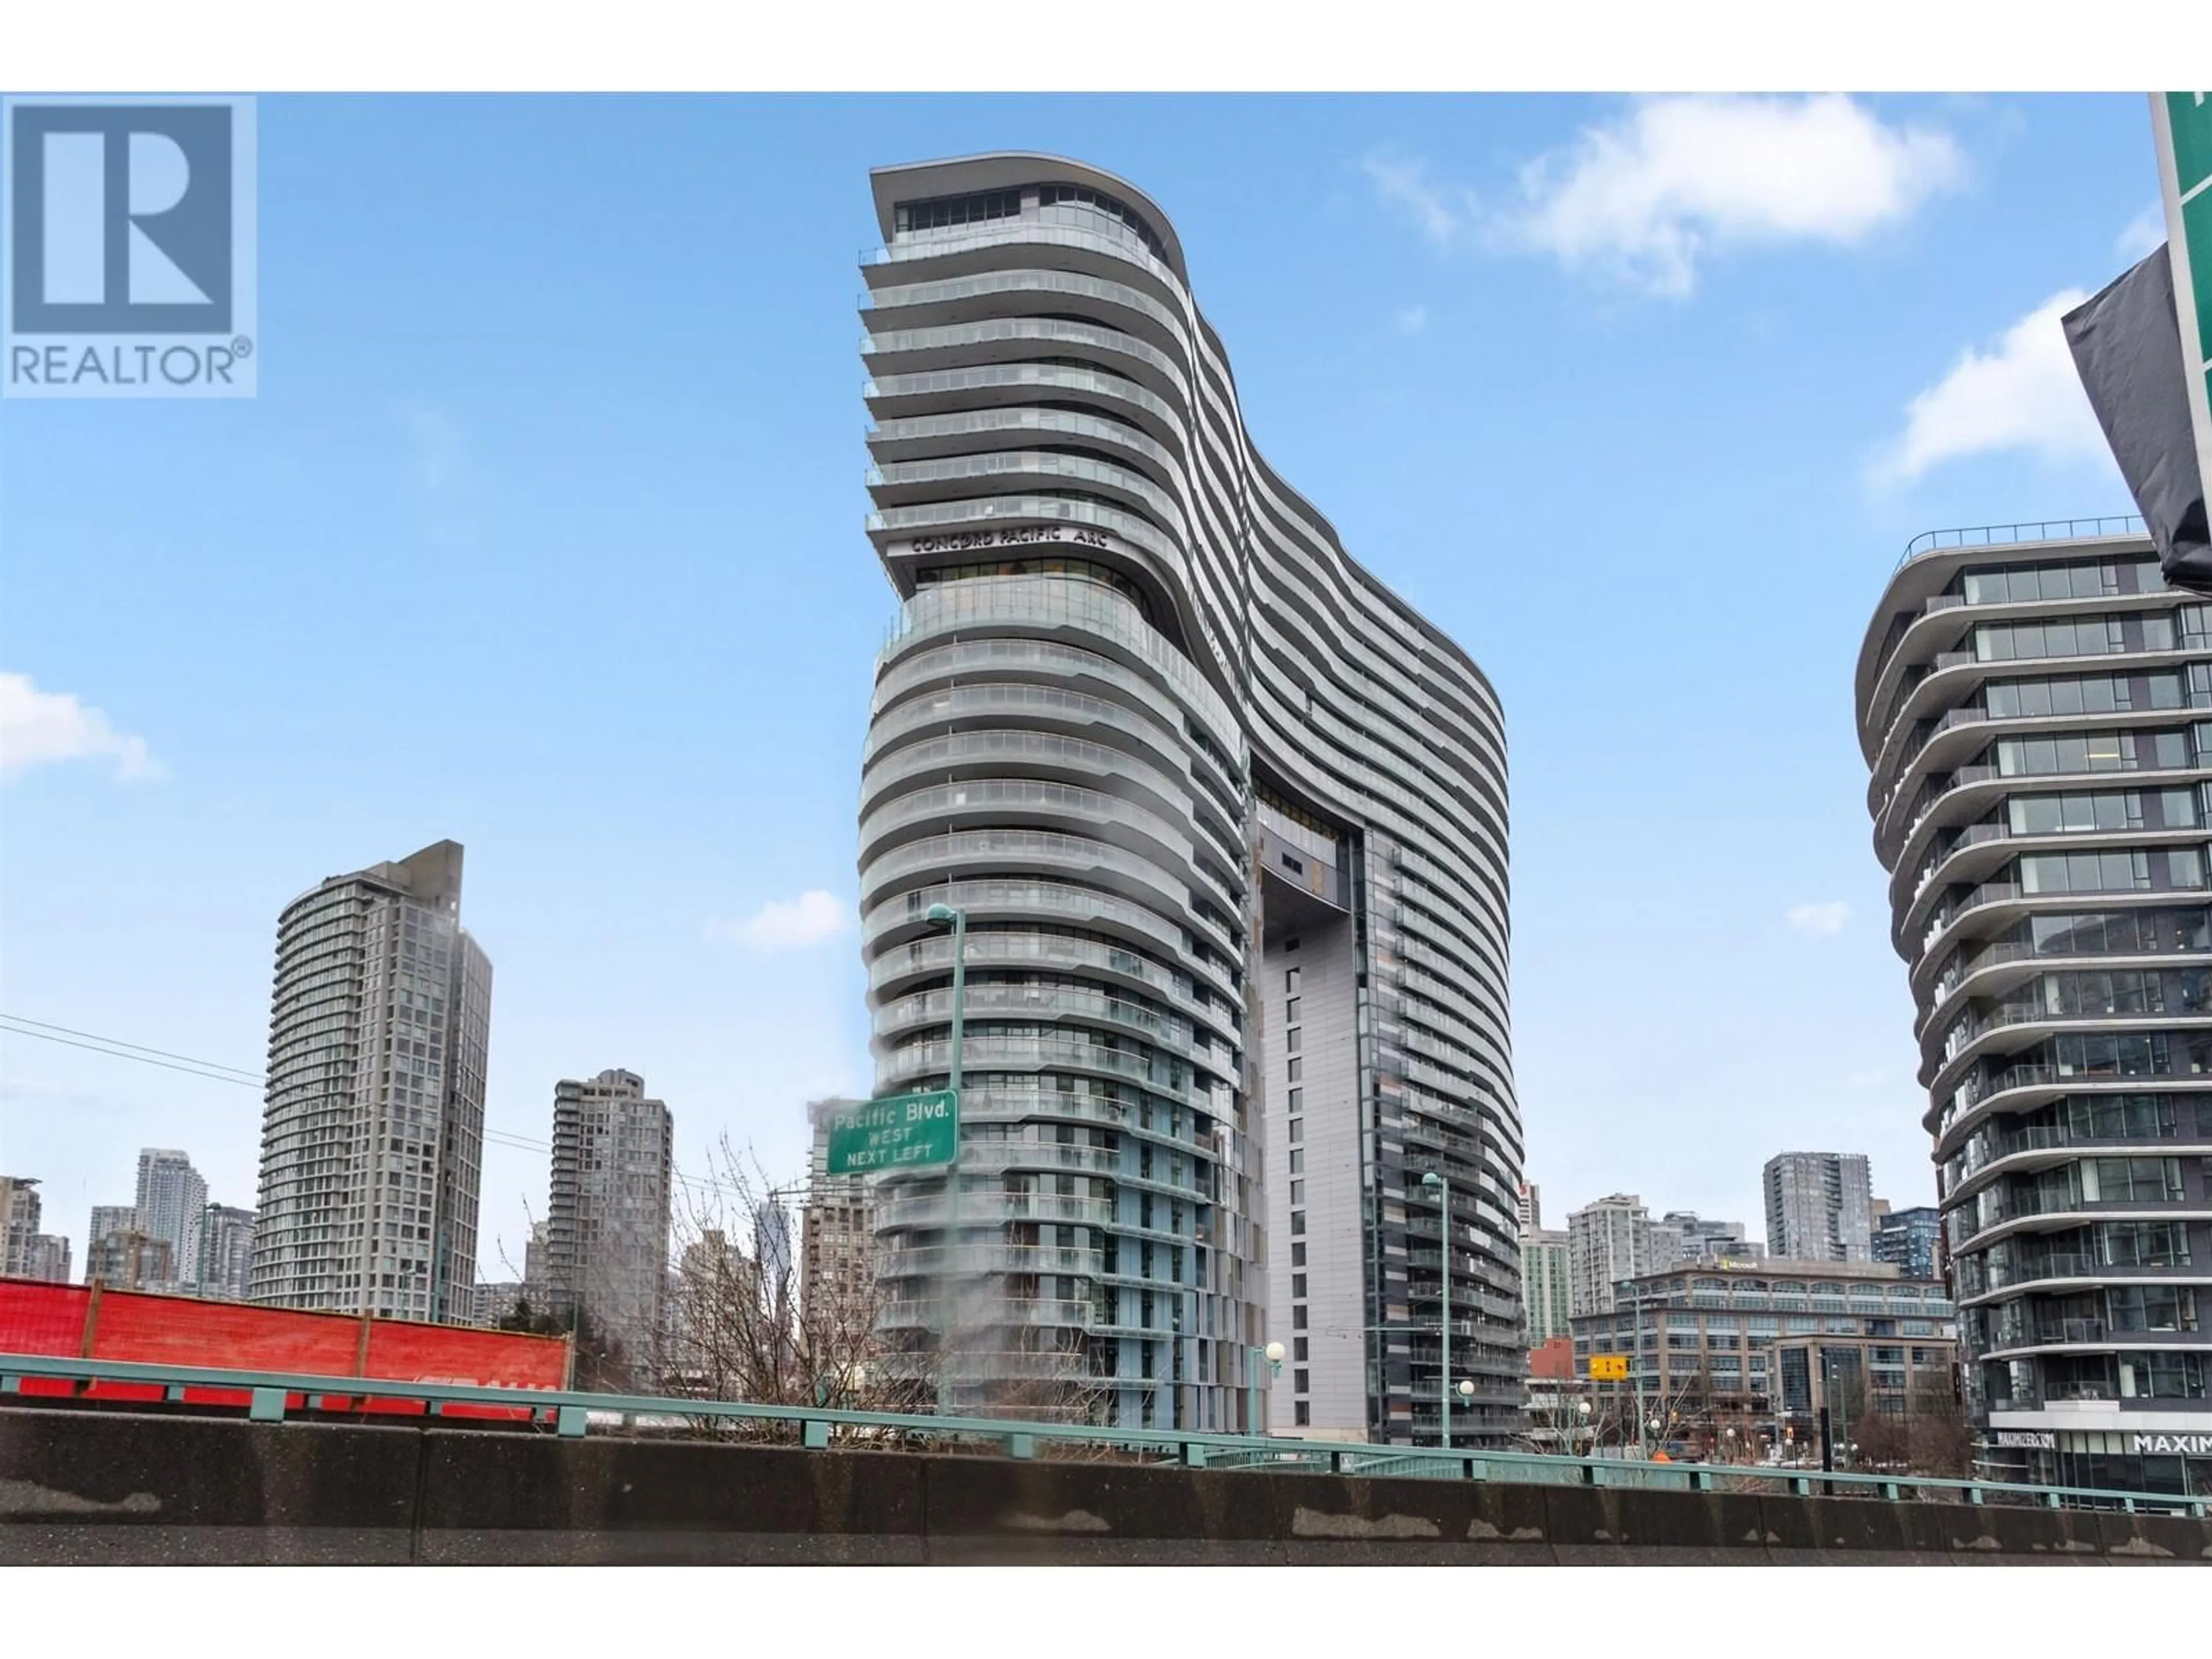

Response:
(1857, 522), (2212, 1495)
(252, 839), (492, 1324)
(857, 156), (1519, 1442)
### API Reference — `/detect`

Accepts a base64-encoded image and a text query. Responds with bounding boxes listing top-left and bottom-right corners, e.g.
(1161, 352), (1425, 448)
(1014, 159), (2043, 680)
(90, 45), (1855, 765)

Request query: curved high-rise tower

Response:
(858, 155), (1518, 1442)
(1858, 524), (2212, 1494)
(252, 839), (492, 1324)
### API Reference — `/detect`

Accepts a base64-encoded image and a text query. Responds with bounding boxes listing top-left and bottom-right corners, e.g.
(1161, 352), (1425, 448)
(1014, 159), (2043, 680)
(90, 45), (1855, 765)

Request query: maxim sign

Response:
(2130, 1432), (2212, 1456)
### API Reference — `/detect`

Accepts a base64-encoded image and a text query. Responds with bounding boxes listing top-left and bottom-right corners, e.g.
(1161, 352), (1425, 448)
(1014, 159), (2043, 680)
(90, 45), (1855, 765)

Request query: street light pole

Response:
(1422, 1170), (1450, 1448)
(1621, 1279), (1649, 1459)
(1247, 1340), (1285, 1435)
(925, 901), (966, 1418)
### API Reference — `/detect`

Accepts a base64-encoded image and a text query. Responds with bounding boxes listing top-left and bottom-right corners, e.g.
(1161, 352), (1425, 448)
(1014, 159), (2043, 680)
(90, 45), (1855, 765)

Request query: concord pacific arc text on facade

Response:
(854, 154), (1519, 1443)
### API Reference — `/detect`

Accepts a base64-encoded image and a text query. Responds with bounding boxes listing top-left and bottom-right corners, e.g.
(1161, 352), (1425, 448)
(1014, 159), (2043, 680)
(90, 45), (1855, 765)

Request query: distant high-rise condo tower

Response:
(250, 840), (493, 1322)
(803, 1097), (876, 1334)
(1566, 1195), (1653, 1317)
(197, 1205), (256, 1301)
(1761, 1152), (1874, 1264)
(546, 1069), (673, 1378)
(1, 1177), (37, 1275)
(134, 1149), (207, 1289)
(857, 155), (1518, 1442)
(1518, 1227), (1572, 1344)
(1858, 524), (2212, 1493)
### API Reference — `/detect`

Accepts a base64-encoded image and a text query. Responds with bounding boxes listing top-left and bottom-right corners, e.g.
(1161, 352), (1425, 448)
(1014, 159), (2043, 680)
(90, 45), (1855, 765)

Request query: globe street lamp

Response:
(1247, 1339), (1286, 1435)
(923, 902), (966, 1418)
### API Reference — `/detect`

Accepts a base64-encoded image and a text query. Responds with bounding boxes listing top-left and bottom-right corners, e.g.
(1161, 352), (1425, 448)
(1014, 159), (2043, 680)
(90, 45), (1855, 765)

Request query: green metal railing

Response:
(2, 1350), (2204, 1518)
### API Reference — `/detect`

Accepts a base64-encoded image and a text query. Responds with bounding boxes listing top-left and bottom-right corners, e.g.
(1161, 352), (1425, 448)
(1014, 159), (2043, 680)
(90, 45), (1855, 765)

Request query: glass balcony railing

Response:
(1898, 516), (2148, 569)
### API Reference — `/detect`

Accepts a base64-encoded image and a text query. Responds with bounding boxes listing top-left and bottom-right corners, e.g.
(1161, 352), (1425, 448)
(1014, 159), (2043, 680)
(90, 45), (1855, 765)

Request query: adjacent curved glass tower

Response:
(1857, 525), (2212, 1494)
(858, 155), (1520, 1442)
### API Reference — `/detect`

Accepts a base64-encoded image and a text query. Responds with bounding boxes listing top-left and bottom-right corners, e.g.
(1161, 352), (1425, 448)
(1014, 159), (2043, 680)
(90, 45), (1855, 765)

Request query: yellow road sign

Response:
(1588, 1354), (1629, 1380)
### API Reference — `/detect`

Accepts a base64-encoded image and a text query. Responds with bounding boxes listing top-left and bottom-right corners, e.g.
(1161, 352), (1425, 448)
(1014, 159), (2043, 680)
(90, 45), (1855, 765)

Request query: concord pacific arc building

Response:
(1857, 524), (2212, 1495)
(856, 154), (1520, 1443)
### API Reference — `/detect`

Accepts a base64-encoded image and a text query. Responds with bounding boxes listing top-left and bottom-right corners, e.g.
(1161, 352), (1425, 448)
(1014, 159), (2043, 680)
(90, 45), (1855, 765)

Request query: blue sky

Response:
(0, 93), (2166, 1273)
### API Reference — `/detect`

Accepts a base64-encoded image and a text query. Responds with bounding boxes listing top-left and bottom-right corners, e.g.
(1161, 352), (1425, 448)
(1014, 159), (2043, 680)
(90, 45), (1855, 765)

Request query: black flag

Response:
(2063, 245), (2211, 592)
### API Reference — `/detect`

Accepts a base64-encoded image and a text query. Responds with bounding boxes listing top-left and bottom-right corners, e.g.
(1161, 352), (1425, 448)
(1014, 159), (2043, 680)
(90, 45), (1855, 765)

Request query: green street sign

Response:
(2153, 93), (2212, 502)
(825, 1089), (959, 1175)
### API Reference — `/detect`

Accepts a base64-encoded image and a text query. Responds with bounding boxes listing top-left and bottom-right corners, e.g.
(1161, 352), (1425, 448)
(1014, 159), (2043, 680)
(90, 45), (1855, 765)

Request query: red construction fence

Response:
(0, 1277), (571, 1421)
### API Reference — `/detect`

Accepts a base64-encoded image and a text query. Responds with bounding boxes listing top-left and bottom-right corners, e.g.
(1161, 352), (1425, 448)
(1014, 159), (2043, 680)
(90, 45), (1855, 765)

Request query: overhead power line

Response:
(0, 1019), (264, 1086)
(1, 1012), (801, 1208)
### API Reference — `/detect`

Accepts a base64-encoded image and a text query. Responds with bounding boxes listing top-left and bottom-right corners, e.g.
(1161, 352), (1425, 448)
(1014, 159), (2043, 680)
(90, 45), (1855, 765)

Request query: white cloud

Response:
(0, 672), (161, 783)
(1785, 901), (1851, 938)
(706, 889), (852, 950)
(1870, 289), (2108, 484)
(2117, 202), (2166, 262)
(1394, 305), (1430, 335)
(1362, 153), (1478, 247)
(1495, 94), (1965, 297)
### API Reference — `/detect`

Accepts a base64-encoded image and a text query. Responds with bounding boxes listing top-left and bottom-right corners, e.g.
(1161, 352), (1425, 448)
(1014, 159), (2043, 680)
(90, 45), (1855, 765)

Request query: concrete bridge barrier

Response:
(3, 1407), (2209, 1566)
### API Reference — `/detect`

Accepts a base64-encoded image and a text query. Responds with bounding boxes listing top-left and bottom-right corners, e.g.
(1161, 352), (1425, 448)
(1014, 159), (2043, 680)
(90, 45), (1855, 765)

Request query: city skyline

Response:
(1, 94), (2158, 1281)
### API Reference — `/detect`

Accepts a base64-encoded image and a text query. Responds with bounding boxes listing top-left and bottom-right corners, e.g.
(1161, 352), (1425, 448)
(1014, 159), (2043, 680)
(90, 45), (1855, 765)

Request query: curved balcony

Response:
(869, 449), (1190, 547)
(871, 646), (1242, 806)
(859, 825), (1210, 940)
(1950, 1190), (2199, 1251)
(946, 1087), (1217, 1153)
(868, 928), (1231, 1037)
(860, 728), (1199, 844)
(869, 402), (1188, 489)
(865, 362), (1185, 449)
(862, 315), (1194, 408)
(862, 266), (1192, 361)
(860, 219), (1187, 307)
(1898, 756), (2207, 885)
(1868, 646), (2207, 819)
(1860, 578), (2172, 766)
(864, 676), (1192, 771)
(886, 1296), (1094, 1328)
(872, 1189), (1114, 1232)
(1946, 1117), (2212, 1199)
(1923, 1005), (2212, 1096)
(878, 1243), (1104, 1281)
(1927, 1055), (2212, 1147)
(880, 574), (1240, 743)
(879, 1033), (1206, 1108)
(861, 880), (1233, 1001)
(874, 979), (1201, 1058)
